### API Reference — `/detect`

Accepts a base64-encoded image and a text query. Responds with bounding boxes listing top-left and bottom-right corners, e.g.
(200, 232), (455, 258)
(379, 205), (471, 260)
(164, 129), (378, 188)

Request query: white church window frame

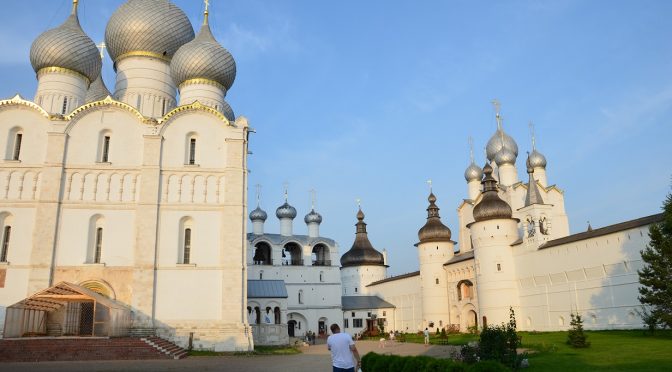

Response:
(61, 97), (68, 115)
(298, 290), (304, 304)
(1, 224), (11, 262)
(97, 130), (112, 163)
(87, 215), (105, 264)
(178, 217), (194, 265)
(185, 132), (199, 166)
(6, 127), (24, 161)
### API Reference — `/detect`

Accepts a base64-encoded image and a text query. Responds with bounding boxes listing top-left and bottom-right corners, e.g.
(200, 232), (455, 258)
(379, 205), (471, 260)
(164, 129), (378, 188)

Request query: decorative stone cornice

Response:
(179, 78), (227, 93)
(161, 101), (232, 127)
(0, 94), (50, 118)
(37, 66), (91, 86)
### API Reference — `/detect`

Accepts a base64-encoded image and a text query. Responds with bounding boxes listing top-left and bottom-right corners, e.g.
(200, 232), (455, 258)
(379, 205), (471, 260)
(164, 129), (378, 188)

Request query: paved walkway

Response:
(0, 340), (460, 372)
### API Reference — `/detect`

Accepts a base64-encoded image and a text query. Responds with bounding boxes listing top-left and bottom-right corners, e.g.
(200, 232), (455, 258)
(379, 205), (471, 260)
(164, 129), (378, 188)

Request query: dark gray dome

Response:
(528, 149), (547, 169)
(85, 75), (112, 103)
(105, 0), (194, 63)
(249, 206), (267, 222)
(30, 4), (101, 82)
(464, 162), (483, 182)
(340, 208), (385, 268)
(486, 129), (518, 161)
(171, 23), (236, 91)
(276, 202), (297, 219)
(418, 193), (452, 243)
(304, 209), (322, 224)
(494, 147), (516, 166)
(472, 163), (513, 222)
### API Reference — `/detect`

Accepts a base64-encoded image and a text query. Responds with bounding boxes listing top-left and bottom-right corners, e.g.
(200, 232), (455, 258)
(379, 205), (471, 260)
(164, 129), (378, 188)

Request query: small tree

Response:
(566, 313), (590, 348)
(478, 307), (521, 369)
(638, 190), (672, 330)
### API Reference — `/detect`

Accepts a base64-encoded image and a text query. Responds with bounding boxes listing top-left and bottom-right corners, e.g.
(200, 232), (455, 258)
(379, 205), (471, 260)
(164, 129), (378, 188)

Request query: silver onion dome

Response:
(486, 129), (519, 162)
(304, 209), (323, 224)
(171, 22), (236, 92)
(276, 202), (297, 219)
(219, 99), (235, 121)
(528, 149), (547, 169)
(30, 3), (101, 83)
(494, 147), (516, 166)
(464, 162), (483, 182)
(472, 163), (513, 222)
(105, 0), (195, 63)
(85, 75), (112, 103)
(249, 206), (268, 222)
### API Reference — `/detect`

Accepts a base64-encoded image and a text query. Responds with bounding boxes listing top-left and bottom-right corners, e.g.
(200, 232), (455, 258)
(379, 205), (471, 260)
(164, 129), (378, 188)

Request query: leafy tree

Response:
(566, 313), (590, 348)
(638, 190), (672, 330)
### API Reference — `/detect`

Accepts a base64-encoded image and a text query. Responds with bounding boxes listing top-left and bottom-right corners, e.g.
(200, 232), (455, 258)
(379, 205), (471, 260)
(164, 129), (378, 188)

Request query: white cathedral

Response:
(0, 0), (661, 352)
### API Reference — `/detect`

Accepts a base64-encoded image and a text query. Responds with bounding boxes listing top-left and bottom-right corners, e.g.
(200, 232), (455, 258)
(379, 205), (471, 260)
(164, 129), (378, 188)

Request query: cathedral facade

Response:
(0, 0), (251, 351)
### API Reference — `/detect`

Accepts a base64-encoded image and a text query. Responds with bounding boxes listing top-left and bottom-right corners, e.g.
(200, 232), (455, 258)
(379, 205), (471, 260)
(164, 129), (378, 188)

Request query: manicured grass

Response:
(520, 330), (672, 371)
(398, 332), (479, 346)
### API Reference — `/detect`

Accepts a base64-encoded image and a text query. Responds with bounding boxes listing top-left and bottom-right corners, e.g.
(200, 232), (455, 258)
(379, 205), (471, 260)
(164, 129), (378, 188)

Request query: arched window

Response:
(253, 242), (272, 265)
(0, 225), (11, 262)
(98, 130), (112, 163)
(185, 133), (198, 165)
(87, 215), (105, 264)
(457, 280), (474, 301)
(6, 127), (23, 161)
(179, 217), (194, 264)
(298, 290), (304, 304)
(435, 278), (439, 285)
(274, 307), (281, 324)
(183, 228), (192, 264)
(94, 227), (103, 263)
(311, 244), (330, 266)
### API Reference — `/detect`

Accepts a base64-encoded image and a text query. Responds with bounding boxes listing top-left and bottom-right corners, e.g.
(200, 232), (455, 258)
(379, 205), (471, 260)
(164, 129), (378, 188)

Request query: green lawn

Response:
(396, 330), (672, 371)
(520, 330), (672, 371)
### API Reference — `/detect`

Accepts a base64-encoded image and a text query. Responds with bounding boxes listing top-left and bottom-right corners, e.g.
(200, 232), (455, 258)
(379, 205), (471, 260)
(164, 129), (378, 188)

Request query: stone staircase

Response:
(141, 336), (188, 359)
(0, 337), (187, 362)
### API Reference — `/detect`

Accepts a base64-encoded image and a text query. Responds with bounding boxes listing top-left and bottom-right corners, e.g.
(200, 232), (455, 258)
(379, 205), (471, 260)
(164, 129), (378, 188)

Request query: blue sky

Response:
(1, 0), (670, 276)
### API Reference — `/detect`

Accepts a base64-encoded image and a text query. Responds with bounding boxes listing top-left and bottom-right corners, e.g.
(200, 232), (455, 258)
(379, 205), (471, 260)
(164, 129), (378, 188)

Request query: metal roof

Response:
(443, 250), (475, 266)
(247, 280), (288, 298)
(367, 271), (420, 287)
(342, 296), (395, 310)
(540, 213), (663, 250)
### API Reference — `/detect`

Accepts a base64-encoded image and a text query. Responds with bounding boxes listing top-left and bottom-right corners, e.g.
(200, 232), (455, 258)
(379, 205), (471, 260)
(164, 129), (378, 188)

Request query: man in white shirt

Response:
(327, 324), (361, 372)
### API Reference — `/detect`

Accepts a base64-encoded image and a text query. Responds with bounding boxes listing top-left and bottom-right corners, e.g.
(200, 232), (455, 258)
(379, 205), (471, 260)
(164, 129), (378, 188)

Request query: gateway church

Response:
(0, 0), (661, 351)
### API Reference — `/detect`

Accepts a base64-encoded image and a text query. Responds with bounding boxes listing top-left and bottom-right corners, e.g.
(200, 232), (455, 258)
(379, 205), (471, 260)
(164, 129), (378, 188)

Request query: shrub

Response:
(466, 360), (511, 371)
(566, 313), (590, 348)
(477, 307), (521, 369)
(441, 327), (448, 339)
(360, 353), (506, 372)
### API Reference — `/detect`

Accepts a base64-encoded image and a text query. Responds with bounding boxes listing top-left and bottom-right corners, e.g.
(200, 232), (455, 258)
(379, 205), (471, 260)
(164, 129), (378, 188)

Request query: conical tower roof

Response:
(418, 192), (452, 243)
(340, 208), (385, 268)
(472, 163), (513, 222)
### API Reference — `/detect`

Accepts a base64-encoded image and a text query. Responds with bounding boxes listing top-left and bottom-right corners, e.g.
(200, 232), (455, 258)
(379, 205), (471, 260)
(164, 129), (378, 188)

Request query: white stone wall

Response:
(368, 275), (423, 332)
(341, 265), (386, 296)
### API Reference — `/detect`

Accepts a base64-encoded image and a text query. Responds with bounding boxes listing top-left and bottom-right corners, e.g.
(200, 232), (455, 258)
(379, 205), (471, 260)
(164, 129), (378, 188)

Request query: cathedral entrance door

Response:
(288, 320), (296, 337)
(318, 320), (326, 335)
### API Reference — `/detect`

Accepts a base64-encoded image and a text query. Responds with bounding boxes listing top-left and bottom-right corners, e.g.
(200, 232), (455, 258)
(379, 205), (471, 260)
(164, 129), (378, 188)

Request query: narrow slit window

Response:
(13, 133), (22, 161)
(189, 138), (196, 165)
(94, 227), (103, 264)
(102, 136), (110, 162)
(1, 226), (11, 262)
(61, 97), (68, 115)
(183, 228), (191, 264)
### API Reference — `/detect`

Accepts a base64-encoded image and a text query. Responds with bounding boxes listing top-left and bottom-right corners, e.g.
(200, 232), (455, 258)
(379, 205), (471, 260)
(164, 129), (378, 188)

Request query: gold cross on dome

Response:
(204, 0), (210, 12)
(96, 42), (106, 60)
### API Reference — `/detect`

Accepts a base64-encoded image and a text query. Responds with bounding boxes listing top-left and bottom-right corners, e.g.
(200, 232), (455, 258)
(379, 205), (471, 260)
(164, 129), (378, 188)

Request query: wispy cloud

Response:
(219, 16), (300, 59)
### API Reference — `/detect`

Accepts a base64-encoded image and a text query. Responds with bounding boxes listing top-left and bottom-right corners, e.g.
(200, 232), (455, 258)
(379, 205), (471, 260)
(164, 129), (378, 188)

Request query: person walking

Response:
(424, 327), (430, 346)
(327, 324), (361, 372)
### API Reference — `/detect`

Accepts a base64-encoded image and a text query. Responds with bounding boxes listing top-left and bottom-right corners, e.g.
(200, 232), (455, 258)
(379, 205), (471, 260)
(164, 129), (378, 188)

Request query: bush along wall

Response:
(360, 352), (510, 372)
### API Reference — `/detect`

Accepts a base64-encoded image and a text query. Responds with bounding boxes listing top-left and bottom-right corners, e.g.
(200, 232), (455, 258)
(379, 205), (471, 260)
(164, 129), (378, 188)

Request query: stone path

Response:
(0, 340), (461, 372)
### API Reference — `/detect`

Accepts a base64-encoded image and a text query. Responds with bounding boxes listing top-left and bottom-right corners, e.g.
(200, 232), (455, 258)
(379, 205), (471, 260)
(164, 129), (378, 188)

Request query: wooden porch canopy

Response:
(4, 281), (131, 338)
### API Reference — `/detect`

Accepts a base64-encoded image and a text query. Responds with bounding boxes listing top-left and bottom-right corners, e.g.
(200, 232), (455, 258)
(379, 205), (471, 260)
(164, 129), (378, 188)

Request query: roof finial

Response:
(427, 179), (433, 193)
(529, 121), (537, 150)
(310, 189), (316, 210)
(283, 182), (289, 202)
(203, 0), (210, 25)
(72, 0), (79, 15)
(255, 184), (262, 207)
(468, 136), (475, 164)
(96, 42), (106, 60)
(491, 98), (502, 130)
(356, 198), (361, 209)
